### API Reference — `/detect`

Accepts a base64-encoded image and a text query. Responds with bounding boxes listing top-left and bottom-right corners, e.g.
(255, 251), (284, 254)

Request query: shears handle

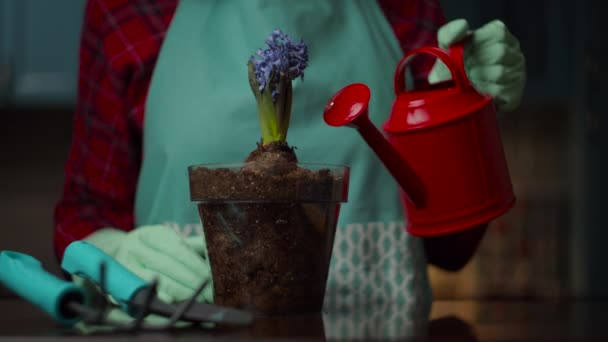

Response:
(61, 241), (149, 315)
(0, 251), (88, 325)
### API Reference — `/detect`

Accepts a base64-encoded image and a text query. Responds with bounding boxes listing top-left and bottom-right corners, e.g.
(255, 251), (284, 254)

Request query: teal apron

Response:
(137, 0), (431, 337)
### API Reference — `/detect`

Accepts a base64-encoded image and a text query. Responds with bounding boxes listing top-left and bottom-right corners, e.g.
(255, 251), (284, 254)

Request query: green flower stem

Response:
(258, 92), (281, 143)
(248, 61), (281, 144)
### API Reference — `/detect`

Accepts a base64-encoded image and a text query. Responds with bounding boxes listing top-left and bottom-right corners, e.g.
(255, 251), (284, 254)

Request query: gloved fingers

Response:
(470, 80), (524, 112)
(115, 245), (208, 303)
(134, 225), (186, 251)
(156, 289), (174, 304)
(470, 19), (520, 49)
(466, 42), (524, 66)
(124, 264), (200, 303)
(183, 235), (208, 257)
(155, 276), (212, 304)
(467, 64), (526, 83)
(430, 59), (524, 85)
(432, 19), (526, 113)
(437, 19), (470, 49)
(136, 225), (207, 275)
(127, 245), (209, 294)
(198, 281), (214, 303)
(428, 59), (450, 84)
(105, 262), (194, 306)
(82, 228), (128, 257)
(155, 273), (204, 303)
(140, 244), (208, 284)
(470, 80), (513, 97)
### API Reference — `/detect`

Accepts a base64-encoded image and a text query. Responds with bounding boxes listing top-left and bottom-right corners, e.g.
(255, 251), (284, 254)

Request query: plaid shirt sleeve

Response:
(378, 0), (447, 85)
(53, 0), (177, 260)
(53, 0), (444, 261)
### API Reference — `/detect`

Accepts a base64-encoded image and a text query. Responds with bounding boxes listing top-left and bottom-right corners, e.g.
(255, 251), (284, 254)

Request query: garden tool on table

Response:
(0, 242), (253, 332)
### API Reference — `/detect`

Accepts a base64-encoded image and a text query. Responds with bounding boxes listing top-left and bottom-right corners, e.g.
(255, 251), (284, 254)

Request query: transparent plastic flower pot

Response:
(188, 163), (349, 315)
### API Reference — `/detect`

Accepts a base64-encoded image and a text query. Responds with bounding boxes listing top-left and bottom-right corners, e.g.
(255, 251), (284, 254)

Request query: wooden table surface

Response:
(1, 298), (607, 340)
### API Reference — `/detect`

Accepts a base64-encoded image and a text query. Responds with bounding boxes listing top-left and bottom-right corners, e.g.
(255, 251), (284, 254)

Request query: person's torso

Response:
(121, 0), (434, 336)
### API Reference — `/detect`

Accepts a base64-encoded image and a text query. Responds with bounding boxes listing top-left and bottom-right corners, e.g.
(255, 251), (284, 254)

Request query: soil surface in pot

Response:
(189, 142), (343, 314)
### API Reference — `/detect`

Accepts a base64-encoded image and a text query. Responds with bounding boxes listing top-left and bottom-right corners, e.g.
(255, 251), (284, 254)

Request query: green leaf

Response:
(249, 61), (280, 143)
(257, 91), (281, 143)
(276, 81), (292, 140)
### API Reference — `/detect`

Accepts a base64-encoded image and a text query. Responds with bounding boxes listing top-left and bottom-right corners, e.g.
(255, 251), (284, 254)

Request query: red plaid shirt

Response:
(53, 0), (446, 260)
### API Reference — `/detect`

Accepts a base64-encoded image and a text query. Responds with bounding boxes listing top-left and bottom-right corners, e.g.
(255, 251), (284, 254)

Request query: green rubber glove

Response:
(73, 226), (215, 331)
(428, 19), (527, 112)
(82, 225), (213, 305)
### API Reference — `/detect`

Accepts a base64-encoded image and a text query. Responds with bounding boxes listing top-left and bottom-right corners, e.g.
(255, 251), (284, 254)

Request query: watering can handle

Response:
(394, 42), (469, 94)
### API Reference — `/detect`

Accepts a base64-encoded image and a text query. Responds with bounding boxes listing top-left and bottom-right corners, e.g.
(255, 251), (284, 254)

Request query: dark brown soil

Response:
(244, 141), (299, 176)
(189, 142), (344, 315)
(189, 142), (344, 203)
(198, 201), (339, 314)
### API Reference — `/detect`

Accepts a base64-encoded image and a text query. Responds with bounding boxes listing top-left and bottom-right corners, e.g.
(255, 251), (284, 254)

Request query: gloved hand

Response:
(82, 225), (213, 305)
(428, 19), (526, 112)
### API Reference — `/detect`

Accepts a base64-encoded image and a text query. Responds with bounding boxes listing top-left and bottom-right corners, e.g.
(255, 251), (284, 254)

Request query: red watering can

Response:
(323, 43), (515, 237)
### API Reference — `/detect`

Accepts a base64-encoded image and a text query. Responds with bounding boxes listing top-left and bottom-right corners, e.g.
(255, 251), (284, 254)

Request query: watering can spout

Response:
(323, 83), (426, 209)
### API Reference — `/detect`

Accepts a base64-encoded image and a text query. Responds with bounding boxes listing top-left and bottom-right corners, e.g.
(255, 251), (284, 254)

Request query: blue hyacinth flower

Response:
(248, 29), (308, 144)
(249, 29), (308, 100)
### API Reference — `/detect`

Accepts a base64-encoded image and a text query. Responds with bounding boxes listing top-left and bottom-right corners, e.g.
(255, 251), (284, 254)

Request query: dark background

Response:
(0, 0), (605, 299)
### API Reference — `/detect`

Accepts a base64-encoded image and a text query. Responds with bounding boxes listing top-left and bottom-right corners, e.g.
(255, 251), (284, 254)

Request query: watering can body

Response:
(324, 44), (515, 237)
